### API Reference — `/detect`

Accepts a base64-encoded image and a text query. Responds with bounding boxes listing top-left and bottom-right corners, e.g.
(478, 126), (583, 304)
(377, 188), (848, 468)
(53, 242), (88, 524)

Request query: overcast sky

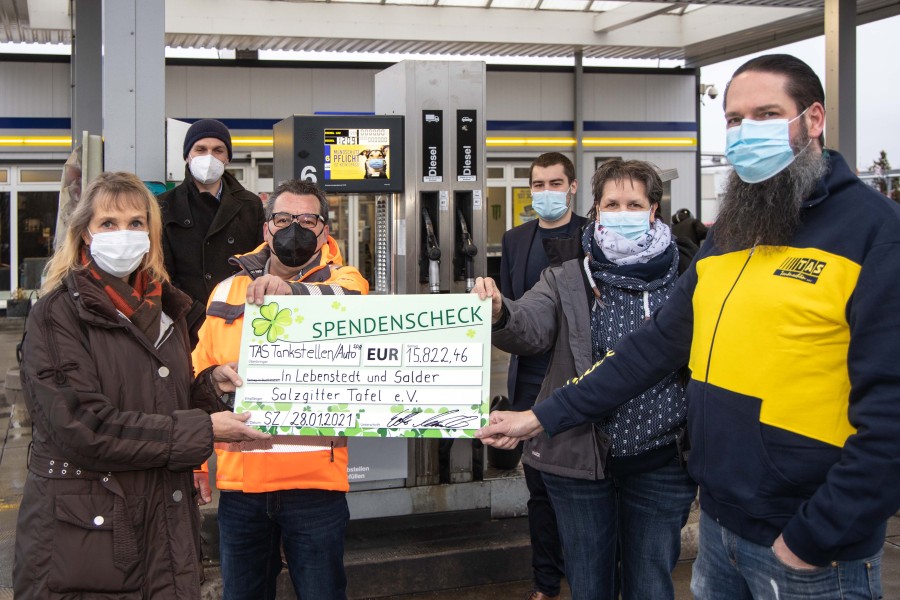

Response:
(699, 15), (900, 171)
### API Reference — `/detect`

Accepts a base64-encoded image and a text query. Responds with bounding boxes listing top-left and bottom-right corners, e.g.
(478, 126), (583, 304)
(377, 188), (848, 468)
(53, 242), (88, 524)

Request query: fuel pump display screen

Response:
(324, 128), (391, 181)
(274, 115), (405, 194)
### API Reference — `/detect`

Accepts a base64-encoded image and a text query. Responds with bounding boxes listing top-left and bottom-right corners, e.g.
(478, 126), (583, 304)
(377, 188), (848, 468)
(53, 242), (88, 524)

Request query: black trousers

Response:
(516, 379), (565, 596)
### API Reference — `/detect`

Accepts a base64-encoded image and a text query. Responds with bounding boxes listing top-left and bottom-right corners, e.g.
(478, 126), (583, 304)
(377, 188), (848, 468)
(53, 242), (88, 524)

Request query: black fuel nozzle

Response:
(457, 208), (479, 292)
(423, 208), (442, 293)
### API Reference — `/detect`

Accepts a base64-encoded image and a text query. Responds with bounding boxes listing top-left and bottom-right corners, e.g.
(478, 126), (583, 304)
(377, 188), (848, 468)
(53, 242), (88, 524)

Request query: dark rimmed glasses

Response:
(269, 212), (325, 230)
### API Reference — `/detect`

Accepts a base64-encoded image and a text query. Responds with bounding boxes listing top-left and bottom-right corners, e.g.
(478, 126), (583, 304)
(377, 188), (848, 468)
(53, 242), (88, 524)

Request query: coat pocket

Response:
(49, 494), (145, 594)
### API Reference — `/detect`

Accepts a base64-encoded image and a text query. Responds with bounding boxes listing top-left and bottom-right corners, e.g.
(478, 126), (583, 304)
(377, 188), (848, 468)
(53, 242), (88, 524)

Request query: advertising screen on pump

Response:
(323, 128), (391, 181)
(235, 294), (492, 439)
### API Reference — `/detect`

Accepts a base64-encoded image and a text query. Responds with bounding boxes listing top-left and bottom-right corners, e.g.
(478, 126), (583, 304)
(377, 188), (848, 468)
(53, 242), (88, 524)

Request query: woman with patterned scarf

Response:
(474, 159), (698, 600)
(15, 172), (269, 600)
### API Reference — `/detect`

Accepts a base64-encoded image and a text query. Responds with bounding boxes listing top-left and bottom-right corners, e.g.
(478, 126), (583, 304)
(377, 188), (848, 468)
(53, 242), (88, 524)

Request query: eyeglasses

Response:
(269, 212), (325, 229)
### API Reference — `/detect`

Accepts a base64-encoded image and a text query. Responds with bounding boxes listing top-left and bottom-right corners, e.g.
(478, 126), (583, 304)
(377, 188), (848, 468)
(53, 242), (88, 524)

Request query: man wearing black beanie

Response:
(158, 118), (266, 347)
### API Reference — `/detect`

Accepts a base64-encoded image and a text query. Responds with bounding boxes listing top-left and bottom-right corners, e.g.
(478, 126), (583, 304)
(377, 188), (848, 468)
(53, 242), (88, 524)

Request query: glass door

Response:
(17, 190), (58, 290)
(10, 166), (63, 294)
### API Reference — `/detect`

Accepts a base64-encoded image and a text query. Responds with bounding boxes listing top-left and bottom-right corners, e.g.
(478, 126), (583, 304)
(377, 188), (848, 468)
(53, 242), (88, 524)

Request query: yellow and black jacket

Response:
(533, 151), (900, 566)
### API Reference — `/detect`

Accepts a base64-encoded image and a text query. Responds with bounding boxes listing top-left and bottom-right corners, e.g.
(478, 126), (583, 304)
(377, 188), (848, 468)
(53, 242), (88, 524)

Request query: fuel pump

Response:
(374, 60), (489, 491)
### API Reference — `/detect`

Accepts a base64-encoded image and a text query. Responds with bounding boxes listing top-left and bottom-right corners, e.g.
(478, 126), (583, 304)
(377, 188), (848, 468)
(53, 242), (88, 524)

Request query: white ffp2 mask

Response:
(189, 154), (226, 185)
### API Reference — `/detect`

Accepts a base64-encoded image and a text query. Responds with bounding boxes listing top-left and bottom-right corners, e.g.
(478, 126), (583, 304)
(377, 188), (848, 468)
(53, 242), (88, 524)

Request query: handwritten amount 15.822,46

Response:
(403, 344), (469, 365)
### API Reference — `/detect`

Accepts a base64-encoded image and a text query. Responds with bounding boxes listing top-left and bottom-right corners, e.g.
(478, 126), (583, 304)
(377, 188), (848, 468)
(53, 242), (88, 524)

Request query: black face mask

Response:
(271, 223), (320, 268)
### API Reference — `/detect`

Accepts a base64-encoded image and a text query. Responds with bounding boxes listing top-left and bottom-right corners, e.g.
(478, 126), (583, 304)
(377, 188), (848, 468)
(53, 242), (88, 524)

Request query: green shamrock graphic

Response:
(252, 302), (292, 342)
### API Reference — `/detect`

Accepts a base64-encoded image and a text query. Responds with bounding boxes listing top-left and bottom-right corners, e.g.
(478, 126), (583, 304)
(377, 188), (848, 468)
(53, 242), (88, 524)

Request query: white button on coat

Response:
(93, 516), (105, 526)
(172, 490), (183, 502)
(158, 366), (170, 377)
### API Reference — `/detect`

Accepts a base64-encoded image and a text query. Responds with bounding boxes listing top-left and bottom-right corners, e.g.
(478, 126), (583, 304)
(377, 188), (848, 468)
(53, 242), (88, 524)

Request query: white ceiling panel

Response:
(538, 0), (592, 11)
(0, 0), (897, 66)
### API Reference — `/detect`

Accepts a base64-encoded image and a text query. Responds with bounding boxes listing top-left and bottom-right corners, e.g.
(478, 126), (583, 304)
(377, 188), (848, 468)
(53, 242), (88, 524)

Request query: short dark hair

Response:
(529, 152), (575, 187)
(588, 159), (663, 220)
(724, 54), (825, 145)
(266, 179), (329, 224)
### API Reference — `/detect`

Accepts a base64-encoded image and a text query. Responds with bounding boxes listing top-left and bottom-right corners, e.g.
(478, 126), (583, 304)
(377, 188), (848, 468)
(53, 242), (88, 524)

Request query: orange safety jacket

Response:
(192, 239), (369, 493)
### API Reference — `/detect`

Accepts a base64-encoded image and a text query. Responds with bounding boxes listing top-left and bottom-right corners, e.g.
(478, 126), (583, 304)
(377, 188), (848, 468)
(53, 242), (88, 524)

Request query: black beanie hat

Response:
(183, 119), (232, 161)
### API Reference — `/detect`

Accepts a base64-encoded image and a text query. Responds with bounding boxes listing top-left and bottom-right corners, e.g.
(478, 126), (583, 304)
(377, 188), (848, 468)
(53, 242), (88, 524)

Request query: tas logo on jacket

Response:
(773, 256), (827, 284)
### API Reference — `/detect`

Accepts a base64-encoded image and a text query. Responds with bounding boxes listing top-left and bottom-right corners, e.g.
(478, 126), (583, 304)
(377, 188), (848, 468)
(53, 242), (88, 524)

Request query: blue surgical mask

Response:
(531, 189), (570, 222)
(598, 210), (651, 241)
(367, 158), (385, 170)
(725, 108), (810, 184)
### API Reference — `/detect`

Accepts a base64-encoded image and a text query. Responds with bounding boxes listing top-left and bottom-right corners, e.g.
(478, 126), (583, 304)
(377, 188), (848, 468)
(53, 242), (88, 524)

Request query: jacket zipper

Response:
(702, 244), (756, 487)
(156, 322), (175, 349)
(704, 245), (756, 382)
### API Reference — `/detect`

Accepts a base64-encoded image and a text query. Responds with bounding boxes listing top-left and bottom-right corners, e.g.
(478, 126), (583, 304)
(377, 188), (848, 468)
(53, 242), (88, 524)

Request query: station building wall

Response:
(0, 58), (698, 292)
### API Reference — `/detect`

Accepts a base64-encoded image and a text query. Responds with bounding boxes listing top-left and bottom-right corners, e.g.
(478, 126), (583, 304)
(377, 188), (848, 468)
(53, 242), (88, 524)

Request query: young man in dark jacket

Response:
(158, 118), (266, 347)
(477, 54), (900, 599)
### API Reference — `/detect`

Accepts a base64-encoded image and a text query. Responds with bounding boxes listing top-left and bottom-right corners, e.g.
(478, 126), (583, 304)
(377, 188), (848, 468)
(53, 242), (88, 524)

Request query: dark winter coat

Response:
(158, 169), (265, 344)
(493, 258), (609, 480)
(499, 215), (588, 405)
(15, 269), (215, 599)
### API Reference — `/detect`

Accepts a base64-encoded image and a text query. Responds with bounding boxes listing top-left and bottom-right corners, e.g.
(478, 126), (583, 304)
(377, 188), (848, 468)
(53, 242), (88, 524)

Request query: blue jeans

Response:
(218, 489), (349, 600)
(543, 458), (696, 600)
(691, 511), (883, 600)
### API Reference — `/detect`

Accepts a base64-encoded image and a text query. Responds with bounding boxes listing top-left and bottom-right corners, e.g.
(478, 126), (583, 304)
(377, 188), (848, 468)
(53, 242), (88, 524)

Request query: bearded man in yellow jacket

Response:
(192, 178), (369, 600)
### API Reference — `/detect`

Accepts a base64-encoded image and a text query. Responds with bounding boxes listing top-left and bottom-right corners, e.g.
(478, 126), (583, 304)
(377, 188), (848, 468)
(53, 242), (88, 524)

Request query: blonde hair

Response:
(41, 172), (168, 294)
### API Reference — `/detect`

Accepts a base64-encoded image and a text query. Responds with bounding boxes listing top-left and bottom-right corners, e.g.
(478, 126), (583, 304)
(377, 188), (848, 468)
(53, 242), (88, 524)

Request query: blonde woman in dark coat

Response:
(15, 172), (268, 599)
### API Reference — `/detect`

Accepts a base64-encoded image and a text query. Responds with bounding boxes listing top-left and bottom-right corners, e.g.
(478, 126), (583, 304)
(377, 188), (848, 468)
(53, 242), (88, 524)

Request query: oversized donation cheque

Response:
(235, 294), (492, 438)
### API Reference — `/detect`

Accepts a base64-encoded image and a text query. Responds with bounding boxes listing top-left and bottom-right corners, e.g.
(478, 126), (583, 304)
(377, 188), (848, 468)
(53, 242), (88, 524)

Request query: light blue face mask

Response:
(598, 210), (651, 241)
(531, 189), (571, 222)
(725, 107), (810, 184)
(367, 158), (385, 170)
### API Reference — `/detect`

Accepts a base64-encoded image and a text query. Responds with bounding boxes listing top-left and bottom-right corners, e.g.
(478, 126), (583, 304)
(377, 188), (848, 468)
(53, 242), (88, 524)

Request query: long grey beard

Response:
(714, 148), (828, 252)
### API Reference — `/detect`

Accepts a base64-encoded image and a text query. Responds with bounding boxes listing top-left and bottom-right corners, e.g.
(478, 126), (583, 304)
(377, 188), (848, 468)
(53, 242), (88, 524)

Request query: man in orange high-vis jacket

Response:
(192, 178), (368, 600)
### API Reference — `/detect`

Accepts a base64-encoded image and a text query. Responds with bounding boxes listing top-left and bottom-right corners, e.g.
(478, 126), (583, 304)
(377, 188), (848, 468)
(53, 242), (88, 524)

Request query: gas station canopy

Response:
(2, 0), (898, 66)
